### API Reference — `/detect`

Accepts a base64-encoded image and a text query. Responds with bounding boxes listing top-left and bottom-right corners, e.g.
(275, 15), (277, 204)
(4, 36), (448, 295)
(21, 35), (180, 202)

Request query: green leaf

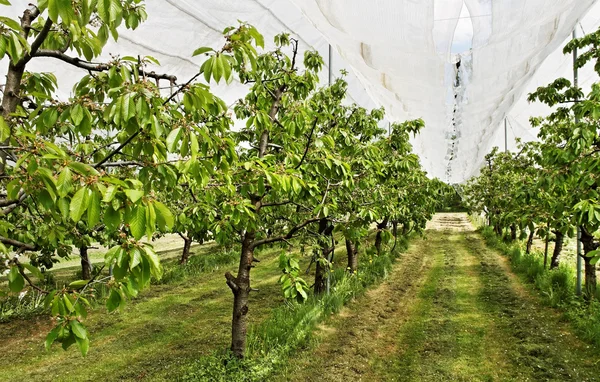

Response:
(192, 46), (213, 56)
(0, 115), (9, 141)
(70, 186), (90, 222)
(129, 247), (142, 269)
(57, 167), (73, 198)
(128, 204), (146, 240)
(47, 0), (59, 22)
(45, 326), (61, 351)
(124, 189), (144, 203)
(104, 207), (121, 231)
(153, 201), (174, 231)
(22, 263), (43, 279)
(87, 188), (101, 226)
(106, 289), (121, 312)
(8, 267), (24, 292)
(70, 320), (87, 339)
(75, 335), (90, 357)
(71, 104), (84, 126)
(69, 280), (89, 289)
(68, 162), (99, 176)
(63, 294), (74, 312)
(166, 127), (182, 153)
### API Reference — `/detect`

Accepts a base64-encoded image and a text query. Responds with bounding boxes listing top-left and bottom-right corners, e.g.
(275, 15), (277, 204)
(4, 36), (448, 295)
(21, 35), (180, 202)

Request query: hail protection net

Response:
(2, 0), (600, 183)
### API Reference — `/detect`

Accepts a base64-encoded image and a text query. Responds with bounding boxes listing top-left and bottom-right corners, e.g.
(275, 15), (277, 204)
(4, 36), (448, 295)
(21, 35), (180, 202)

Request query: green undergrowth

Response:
(177, 236), (410, 382)
(480, 226), (600, 346)
(0, 243), (232, 322)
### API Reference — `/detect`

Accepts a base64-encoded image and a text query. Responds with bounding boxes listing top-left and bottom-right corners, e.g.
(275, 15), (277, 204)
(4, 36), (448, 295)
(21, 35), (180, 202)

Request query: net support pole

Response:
(504, 117), (508, 152)
(326, 43), (332, 296)
(328, 44), (333, 85)
(573, 28), (583, 296)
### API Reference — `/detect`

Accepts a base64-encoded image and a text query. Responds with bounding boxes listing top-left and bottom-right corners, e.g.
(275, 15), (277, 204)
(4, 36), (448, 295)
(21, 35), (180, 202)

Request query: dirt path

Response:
(276, 213), (600, 381)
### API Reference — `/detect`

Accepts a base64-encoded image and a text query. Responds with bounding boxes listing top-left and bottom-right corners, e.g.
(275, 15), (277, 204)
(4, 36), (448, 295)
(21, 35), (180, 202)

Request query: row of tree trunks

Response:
(374, 217), (389, 255)
(510, 224), (517, 241)
(580, 227), (598, 298)
(79, 246), (92, 280)
(526, 229), (534, 254)
(549, 231), (564, 269)
(346, 238), (358, 273)
(315, 218), (334, 295)
(180, 236), (193, 265)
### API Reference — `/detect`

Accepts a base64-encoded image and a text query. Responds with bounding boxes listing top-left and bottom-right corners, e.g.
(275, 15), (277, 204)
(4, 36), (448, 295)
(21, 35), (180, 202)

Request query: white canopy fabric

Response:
(2, 0), (599, 183)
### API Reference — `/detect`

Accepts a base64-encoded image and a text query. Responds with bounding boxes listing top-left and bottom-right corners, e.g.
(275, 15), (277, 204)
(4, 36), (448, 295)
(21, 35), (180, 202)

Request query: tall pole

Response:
(328, 44), (333, 85)
(573, 28), (583, 296)
(326, 43), (332, 295)
(504, 117), (508, 152)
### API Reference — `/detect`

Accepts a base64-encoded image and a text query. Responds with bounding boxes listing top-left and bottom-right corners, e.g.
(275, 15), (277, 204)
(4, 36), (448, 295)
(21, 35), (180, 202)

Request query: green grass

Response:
(480, 226), (600, 347)
(0, 244), (282, 381)
(0, 232), (411, 381)
(177, 237), (410, 381)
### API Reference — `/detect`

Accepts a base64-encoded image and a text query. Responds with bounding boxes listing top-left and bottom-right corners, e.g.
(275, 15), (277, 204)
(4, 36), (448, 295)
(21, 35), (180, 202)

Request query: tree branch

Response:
(294, 118), (318, 170)
(14, 258), (48, 294)
(251, 217), (320, 249)
(33, 50), (177, 82)
(18, 16), (53, 67)
(0, 235), (36, 251)
(95, 73), (199, 167)
(224, 271), (239, 292)
(261, 200), (291, 208)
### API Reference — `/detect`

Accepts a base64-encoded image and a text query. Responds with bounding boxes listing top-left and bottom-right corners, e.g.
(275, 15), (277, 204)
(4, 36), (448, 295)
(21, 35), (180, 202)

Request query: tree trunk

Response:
(314, 218), (330, 294)
(580, 227), (598, 299)
(79, 245), (92, 280)
(1, 8), (39, 173)
(526, 229), (534, 254)
(550, 231), (564, 269)
(494, 224), (502, 236)
(510, 225), (517, 241)
(179, 237), (192, 265)
(375, 217), (389, 255)
(543, 233), (549, 269)
(391, 220), (399, 252)
(346, 238), (357, 274)
(226, 231), (255, 359)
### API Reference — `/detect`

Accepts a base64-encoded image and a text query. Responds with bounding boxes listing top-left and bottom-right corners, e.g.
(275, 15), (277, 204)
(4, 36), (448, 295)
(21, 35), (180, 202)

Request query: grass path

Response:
(0, 246), (284, 381)
(275, 213), (600, 381)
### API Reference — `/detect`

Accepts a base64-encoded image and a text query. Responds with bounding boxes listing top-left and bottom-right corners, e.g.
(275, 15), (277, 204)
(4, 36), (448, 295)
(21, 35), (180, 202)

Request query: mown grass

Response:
(383, 231), (498, 381)
(176, 236), (410, 381)
(0, 243), (281, 381)
(0, 232), (409, 381)
(480, 226), (600, 347)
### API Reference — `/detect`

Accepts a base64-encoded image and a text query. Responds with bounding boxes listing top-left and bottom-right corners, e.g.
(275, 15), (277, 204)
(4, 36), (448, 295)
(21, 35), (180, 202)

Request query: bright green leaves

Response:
(96, 0), (123, 26)
(56, 167), (73, 198)
(47, 0), (74, 24)
(278, 252), (309, 302)
(153, 201), (173, 232)
(103, 243), (163, 313)
(127, 203), (146, 240)
(200, 53), (234, 84)
(7, 266), (24, 293)
(44, 289), (91, 356)
(192, 46), (213, 57)
(0, 116), (9, 142)
(69, 186), (90, 222)
(45, 319), (90, 356)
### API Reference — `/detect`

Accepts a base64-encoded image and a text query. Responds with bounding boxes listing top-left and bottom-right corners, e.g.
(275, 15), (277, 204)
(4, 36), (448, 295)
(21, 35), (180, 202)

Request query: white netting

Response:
(2, 0), (600, 183)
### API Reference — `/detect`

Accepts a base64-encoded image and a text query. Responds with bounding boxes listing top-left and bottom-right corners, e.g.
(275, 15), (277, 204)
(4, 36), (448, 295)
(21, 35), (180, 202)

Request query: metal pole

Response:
(326, 43), (332, 296)
(504, 117), (508, 152)
(328, 44), (333, 85)
(573, 28), (583, 296)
